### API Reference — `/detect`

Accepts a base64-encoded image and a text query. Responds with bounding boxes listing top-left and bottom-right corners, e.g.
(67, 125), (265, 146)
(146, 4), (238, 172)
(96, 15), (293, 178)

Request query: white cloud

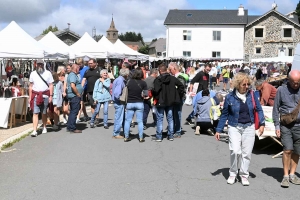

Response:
(0, 0), (60, 22)
(0, 0), (190, 41)
(246, 0), (296, 14)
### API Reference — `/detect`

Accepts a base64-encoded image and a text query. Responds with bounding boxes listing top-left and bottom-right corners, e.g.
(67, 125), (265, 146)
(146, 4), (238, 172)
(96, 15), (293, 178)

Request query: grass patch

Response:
(0, 131), (32, 151)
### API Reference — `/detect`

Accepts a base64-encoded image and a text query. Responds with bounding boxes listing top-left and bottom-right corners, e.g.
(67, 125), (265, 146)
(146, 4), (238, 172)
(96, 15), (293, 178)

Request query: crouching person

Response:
(194, 89), (216, 136)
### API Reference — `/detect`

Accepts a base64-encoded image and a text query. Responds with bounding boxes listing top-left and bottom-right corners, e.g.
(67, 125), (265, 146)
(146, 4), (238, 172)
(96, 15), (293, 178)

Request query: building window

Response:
(183, 51), (191, 57)
(288, 48), (294, 56)
(183, 30), (191, 40)
(255, 47), (262, 54)
(213, 31), (221, 41)
(113, 33), (116, 38)
(187, 13), (192, 17)
(212, 51), (221, 58)
(283, 28), (292, 37)
(255, 28), (264, 38)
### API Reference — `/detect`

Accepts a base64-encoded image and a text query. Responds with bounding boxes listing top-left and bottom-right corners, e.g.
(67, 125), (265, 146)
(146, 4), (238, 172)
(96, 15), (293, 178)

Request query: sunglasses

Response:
(88, 63), (94, 65)
(241, 83), (251, 87)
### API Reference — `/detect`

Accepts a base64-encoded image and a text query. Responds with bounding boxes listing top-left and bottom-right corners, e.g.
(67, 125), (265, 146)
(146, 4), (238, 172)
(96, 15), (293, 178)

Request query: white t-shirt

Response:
(29, 70), (54, 92)
(209, 67), (218, 76)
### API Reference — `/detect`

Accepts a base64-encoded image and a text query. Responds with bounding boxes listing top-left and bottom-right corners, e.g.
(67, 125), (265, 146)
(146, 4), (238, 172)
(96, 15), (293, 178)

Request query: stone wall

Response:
(244, 12), (300, 61)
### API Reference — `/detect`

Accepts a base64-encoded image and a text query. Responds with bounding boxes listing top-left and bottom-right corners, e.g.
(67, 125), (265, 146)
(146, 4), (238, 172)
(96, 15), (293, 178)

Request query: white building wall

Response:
(166, 25), (245, 59)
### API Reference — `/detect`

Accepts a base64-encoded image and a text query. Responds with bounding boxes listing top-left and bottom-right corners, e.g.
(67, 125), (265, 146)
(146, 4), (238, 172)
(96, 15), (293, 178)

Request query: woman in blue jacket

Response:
(215, 72), (265, 186)
(90, 69), (111, 129)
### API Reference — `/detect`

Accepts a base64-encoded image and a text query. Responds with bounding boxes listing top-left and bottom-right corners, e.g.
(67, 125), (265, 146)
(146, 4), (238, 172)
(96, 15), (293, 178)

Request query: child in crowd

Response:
(49, 72), (64, 130)
(211, 73), (217, 90)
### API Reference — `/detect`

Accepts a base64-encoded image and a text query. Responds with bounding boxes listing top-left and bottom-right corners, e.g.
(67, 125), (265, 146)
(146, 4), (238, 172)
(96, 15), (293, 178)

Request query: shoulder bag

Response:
(251, 90), (260, 130)
(36, 70), (49, 87)
(280, 99), (300, 126)
(119, 80), (129, 105)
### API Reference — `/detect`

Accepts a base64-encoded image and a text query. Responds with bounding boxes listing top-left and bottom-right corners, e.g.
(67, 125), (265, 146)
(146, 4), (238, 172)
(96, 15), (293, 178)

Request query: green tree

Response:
(42, 25), (59, 35)
(296, 1), (300, 21)
(93, 35), (103, 42)
(118, 32), (145, 45)
(138, 45), (149, 54)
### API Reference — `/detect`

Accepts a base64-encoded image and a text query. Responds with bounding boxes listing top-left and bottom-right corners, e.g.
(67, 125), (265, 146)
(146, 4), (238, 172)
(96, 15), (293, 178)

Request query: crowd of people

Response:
(28, 58), (300, 188)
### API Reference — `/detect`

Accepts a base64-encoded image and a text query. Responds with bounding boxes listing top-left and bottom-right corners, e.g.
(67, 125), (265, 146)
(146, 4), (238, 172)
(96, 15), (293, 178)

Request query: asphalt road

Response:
(0, 103), (299, 200)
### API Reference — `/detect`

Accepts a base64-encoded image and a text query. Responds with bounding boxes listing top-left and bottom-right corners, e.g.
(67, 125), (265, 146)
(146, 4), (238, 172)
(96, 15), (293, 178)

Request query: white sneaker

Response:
(227, 176), (236, 185)
(76, 119), (81, 124)
(42, 127), (47, 134)
(31, 131), (37, 137)
(241, 176), (250, 186)
(63, 117), (67, 124)
(195, 126), (200, 135)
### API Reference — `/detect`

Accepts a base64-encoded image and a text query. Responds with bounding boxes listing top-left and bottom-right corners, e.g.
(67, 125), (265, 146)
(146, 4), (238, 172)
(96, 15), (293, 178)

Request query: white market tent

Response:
(70, 32), (108, 58)
(97, 36), (115, 52)
(251, 56), (293, 63)
(97, 36), (122, 59)
(0, 21), (64, 59)
(113, 39), (149, 60)
(38, 31), (71, 59)
(292, 43), (300, 70)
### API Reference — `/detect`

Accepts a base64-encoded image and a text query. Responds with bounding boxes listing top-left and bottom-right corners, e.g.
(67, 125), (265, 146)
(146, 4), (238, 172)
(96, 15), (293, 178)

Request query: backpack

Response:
(210, 98), (221, 120)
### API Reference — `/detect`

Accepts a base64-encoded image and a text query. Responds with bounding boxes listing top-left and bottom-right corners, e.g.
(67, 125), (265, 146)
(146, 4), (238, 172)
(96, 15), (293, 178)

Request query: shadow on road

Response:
(261, 167), (300, 182)
(211, 168), (256, 180)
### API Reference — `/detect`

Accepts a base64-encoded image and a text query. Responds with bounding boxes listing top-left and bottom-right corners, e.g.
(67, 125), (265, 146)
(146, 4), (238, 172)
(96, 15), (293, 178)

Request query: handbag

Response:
(280, 100), (300, 125)
(251, 90), (260, 130)
(119, 80), (129, 104)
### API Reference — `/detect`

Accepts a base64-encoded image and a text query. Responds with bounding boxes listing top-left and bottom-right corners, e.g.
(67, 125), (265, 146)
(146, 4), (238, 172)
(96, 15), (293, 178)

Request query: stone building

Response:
(106, 17), (118, 43)
(35, 27), (81, 46)
(148, 38), (166, 57)
(244, 6), (300, 61)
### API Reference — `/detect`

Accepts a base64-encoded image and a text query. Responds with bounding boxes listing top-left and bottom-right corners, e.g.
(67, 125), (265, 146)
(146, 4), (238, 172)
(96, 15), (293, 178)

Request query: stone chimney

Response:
(238, 4), (244, 16)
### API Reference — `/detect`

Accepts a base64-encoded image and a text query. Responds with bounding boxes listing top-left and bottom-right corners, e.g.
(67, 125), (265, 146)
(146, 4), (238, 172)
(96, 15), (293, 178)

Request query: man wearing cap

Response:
(67, 64), (84, 133)
(29, 59), (54, 137)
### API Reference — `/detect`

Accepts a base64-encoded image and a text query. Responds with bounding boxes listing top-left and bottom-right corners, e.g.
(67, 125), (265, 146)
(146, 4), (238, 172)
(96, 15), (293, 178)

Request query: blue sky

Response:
(0, 0), (298, 41)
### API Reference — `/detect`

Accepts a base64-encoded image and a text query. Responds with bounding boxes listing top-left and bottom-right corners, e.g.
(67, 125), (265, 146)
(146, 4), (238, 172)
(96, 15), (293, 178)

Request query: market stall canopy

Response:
(70, 32), (107, 58)
(0, 21), (62, 59)
(292, 43), (300, 70)
(97, 36), (122, 58)
(113, 39), (149, 60)
(252, 56), (293, 63)
(38, 31), (71, 59)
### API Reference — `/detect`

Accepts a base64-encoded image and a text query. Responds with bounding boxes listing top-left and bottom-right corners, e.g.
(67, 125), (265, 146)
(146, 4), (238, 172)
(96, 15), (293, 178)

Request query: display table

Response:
(256, 106), (283, 158)
(0, 96), (28, 128)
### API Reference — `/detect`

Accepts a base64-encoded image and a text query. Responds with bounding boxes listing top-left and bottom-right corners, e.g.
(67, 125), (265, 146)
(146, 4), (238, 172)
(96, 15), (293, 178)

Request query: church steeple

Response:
(106, 15), (118, 43)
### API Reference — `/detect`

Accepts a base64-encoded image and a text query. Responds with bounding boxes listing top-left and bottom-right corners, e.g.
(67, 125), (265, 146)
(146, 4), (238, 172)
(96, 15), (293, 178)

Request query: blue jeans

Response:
(67, 96), (81, 131)
(186, 110), (194, 121)
(124, 102), (144, 139)
(209, 75), (213, 90)
(173, 102), (183, 135)
(156, 106), (174, 140)
(143, 100), (157, 125)
(90, 101), (109, 126)
(113, 101), (125, 136)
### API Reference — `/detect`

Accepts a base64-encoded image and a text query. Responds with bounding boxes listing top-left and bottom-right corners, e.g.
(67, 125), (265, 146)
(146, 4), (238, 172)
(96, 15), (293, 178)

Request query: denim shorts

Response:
(223, 78), (229, 84)
(33, 97), (49, 114)
(281, 125), (300, 155)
